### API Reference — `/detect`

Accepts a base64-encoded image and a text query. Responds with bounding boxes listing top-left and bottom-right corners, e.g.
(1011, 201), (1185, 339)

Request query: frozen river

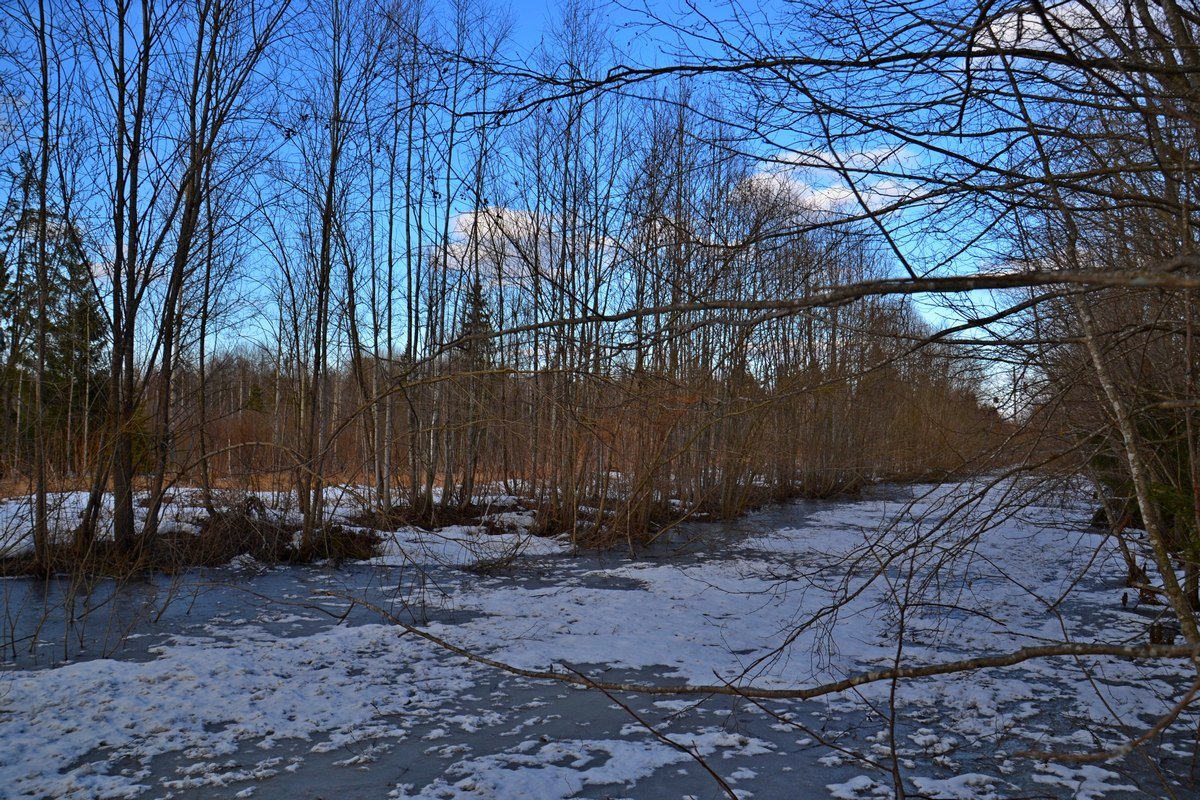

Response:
(2, 481), (1197, 799)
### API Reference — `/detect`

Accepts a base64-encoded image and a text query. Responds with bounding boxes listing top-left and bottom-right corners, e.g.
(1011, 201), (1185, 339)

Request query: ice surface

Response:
(1, 480), (1195, 798)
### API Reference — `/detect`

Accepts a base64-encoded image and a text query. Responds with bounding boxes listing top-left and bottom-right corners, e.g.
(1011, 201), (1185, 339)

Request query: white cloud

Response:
(749, 146), (924, 215)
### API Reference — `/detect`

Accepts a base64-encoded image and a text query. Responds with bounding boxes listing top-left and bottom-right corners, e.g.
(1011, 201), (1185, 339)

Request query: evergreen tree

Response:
(456, 279), (496, 370)
(39, 210), (106, 437)
(0, 155), (107, 474)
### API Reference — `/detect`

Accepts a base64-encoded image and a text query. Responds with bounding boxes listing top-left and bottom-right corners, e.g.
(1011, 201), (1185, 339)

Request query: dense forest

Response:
(0, 0), (1012, 564)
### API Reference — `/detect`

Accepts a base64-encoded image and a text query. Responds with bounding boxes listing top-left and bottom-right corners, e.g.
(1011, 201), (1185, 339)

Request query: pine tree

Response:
(0, 158), (37, 478)
(41, 212), (106, 449)
(450, 279), (498, 507)
(456, 278), (496, 370)
(0, 155), (107, 475)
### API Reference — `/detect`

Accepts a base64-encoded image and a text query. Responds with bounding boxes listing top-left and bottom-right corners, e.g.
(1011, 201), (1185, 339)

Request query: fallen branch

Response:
(1019, 678), (1200, 763)
(327, 591), (1200, 700)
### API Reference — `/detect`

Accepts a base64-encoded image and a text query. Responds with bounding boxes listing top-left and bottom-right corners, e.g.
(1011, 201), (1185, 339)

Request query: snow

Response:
(1, 479), (1195, 798)
(391, 733), (770, 800)
(0, 491), (96, 555)
(374, 523), (566, 568)
(827, 775), (888, 798)
(2, 623), (462, 797)
(0, 485), (563, 571)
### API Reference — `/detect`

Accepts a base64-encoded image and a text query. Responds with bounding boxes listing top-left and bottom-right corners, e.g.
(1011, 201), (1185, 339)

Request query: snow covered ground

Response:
(1, 480), (1196, 798)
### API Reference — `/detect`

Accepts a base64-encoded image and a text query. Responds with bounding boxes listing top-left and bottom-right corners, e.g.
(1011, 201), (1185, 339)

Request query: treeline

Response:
(0, 0), (1003, 561)
(147, 291), (1000, 543)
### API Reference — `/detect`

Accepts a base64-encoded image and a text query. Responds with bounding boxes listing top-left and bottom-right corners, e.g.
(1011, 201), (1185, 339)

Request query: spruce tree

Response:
(0, 155), (107, 475)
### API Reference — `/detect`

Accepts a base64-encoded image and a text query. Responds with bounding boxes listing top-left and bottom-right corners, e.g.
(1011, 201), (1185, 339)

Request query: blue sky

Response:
(490, 0), (1004, 340)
